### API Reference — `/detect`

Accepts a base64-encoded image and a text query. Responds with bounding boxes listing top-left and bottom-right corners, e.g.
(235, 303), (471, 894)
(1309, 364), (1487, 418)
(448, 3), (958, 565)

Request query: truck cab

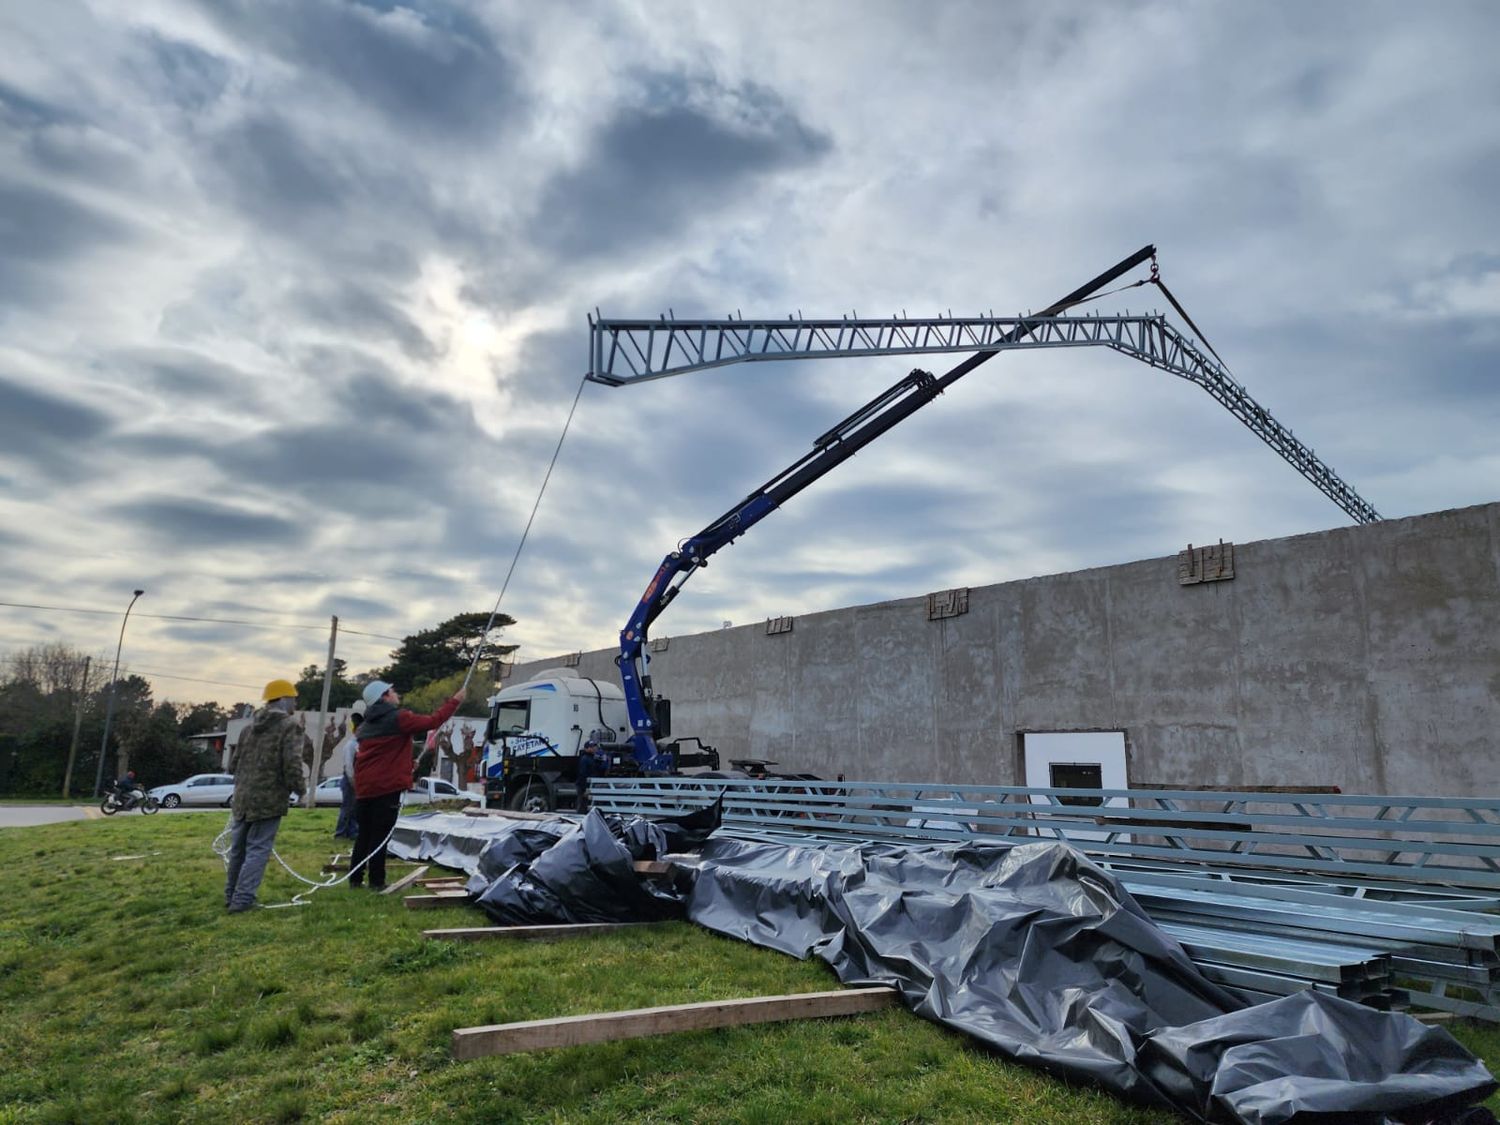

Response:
(482, 669), (716, 812)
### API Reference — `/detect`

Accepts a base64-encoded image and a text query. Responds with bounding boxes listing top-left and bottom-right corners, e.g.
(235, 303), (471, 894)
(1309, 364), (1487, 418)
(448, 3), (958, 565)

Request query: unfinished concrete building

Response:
(506, 500), (1500, 798)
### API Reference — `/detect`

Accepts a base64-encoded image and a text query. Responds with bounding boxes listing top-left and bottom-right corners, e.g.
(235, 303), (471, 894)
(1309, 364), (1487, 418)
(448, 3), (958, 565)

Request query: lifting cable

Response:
(224, 374), (593, 910)
(460, 374), (591, 695)
(1057, 253), (1231, 370)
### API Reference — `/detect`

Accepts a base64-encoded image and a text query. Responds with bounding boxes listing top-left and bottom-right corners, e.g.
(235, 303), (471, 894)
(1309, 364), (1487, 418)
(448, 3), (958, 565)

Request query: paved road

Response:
(0, 805), (95, 827)
(0, 804), (230, 828)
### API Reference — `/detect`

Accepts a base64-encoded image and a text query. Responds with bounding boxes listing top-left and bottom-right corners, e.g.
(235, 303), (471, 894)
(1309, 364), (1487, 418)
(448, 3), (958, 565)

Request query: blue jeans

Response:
(224, 815), (282, 910)
(334, 775), (357, 839)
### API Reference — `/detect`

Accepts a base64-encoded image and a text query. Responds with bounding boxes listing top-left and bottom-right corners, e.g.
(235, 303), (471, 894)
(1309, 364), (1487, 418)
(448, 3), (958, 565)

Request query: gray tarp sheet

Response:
(389, 811), (1496, 1124)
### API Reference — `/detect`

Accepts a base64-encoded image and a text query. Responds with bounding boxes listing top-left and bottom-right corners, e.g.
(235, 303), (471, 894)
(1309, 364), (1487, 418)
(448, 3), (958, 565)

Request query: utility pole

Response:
(61, 656), (91, 799)
(93, 589), (144, 797)
(306, 615), (338, 807)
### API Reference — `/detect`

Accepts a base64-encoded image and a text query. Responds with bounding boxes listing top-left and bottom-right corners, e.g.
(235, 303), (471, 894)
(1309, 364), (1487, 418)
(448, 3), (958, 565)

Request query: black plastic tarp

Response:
(390, 806), (720, 923)
(688, 835), (1496, 1124)
(389, 810), (579, 882)
(390, 811), (1496, 1123)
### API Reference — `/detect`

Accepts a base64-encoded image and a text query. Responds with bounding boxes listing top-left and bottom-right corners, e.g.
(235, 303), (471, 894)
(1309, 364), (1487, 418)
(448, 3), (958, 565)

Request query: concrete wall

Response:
(506, 502), (1500, 796)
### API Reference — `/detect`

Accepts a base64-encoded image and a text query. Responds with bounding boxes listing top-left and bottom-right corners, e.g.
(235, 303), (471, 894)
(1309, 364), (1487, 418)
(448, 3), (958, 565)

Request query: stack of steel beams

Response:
(590, 778), (1500, 1021)
(1155, 920), (1402, 1007)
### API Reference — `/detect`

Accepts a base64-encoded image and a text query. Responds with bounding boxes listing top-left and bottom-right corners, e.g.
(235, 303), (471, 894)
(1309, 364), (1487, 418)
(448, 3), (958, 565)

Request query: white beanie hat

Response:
(362, 680), (393, 706)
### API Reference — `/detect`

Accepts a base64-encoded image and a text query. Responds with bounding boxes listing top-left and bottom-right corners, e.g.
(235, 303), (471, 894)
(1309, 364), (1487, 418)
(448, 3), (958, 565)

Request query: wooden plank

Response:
(380, 865), (431, 897)
(417, 877), (467, 889)
(404, 889), (470, 909)
(632, 860), (673, 877)
(452, 986), (899, 1060)
(426, 922), (658, 942)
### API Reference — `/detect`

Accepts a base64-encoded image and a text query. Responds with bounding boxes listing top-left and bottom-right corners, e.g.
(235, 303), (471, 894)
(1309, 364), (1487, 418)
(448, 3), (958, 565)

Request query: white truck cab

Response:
(480, 670), (631, 810)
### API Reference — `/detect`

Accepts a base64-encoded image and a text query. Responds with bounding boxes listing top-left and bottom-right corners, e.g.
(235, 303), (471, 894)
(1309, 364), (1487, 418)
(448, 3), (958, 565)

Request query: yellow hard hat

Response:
(262, 678), (298, 702)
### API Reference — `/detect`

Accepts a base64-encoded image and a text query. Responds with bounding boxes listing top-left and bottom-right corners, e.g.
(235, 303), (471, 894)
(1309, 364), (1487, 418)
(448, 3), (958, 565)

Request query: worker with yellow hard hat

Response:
(222, 677), (311, 913)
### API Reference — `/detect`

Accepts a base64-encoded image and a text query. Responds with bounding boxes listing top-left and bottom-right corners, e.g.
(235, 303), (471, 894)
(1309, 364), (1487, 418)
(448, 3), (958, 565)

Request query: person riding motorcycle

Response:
(110, 770), (145, 808)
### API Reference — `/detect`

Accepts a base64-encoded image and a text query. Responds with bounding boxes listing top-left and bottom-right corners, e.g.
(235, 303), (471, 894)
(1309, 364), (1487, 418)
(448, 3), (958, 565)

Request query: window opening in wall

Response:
(1049, 762), (1104, 804)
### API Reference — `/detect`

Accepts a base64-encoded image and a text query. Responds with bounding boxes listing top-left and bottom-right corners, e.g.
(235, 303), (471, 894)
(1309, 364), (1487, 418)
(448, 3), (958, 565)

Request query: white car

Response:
(305, 776), (475, 807)
(149, 773), (236, 808)
(150, 773), (303, 809)
(405, 777), (481, 805)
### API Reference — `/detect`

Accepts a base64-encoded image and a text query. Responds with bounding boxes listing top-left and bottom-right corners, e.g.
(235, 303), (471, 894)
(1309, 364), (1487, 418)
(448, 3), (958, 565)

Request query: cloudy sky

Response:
(2, 0), (1497, 707)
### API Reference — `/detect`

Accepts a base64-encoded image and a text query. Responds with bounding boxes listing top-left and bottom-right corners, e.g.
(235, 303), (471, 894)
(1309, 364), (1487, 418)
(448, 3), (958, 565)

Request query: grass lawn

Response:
(1, 812), (1498, 1125)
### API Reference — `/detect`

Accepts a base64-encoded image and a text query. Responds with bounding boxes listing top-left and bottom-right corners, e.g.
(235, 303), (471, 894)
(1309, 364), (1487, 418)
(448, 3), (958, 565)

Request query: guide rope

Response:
(216, 375), (590, 909)
(461, 374), (591, 694)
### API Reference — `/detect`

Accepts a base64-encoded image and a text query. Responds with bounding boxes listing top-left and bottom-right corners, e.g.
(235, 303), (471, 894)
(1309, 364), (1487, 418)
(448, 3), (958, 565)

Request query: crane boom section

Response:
(618, 246), (1158, 768)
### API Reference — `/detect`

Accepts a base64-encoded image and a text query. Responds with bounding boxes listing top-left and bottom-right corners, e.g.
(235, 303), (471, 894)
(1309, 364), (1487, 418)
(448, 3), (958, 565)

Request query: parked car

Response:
(149, 773), (302, 809)
(149, 773), (236, 808)
(312, 777), (346, 806)
(405, 777), (481, 805)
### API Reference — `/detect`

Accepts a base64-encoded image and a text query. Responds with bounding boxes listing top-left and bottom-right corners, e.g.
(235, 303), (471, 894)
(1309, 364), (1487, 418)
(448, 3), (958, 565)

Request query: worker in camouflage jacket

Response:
(223, 678), (310, 913)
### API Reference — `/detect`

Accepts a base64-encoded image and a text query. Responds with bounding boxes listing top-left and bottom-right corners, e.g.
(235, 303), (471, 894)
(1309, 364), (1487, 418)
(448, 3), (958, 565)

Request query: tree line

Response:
(0, 611), (514, 797)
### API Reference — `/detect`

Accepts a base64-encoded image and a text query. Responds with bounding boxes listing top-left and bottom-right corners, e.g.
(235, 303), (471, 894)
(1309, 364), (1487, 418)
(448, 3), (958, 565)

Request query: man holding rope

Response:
(349, 680), (465, 890)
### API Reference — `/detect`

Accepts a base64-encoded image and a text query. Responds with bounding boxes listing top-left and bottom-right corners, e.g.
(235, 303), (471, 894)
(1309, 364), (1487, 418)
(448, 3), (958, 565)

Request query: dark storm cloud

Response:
(115, 498), (307, 547)
(499, 325), (579, 408)
(315, 592), (392, 620)
(1021, 470), (1179, 557)
(216, 423), (428, 496)
(133, 32), (232, 112)
(150, 620), (259, 649)
(326, 364), (485, 437)
(194, 0), (517, 136)
(0, 80), (74, 129)
(534, 80), (832, 256)
(201, 363), (490, 515)
(292, 281), (435, 360)
(261, 569), (339, 586)
(0, 181), (133, 276)
(124, 348), (260, 404)
(208, 114), (349, 224)
(0, 375), (114, 478)
(1243, 313), (1500, 419)
(197, 109), (451, 270)
(761, 558), (945, 606)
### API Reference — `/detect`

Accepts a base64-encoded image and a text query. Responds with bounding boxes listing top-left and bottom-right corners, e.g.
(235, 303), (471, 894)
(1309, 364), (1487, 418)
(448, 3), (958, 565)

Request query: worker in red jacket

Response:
(349, 679), (465, 889)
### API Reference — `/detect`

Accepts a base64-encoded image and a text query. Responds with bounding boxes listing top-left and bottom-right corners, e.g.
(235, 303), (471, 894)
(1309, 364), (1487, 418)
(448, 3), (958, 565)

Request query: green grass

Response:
(0, 813), (1496, 1125)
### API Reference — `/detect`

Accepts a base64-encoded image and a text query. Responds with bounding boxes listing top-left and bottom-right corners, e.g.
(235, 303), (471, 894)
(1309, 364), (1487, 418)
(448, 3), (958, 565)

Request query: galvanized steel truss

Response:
(587, 313), (1379, 525)
(590, 779), (1500, 1018)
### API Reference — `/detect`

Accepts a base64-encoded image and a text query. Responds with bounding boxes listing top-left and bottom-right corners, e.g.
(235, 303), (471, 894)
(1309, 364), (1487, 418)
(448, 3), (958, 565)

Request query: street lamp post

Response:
(93, 589), (145, 797)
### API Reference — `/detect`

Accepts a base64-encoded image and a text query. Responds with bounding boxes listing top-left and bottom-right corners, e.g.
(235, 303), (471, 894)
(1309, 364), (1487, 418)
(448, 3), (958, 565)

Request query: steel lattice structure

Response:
(587, 312), (1380, 525)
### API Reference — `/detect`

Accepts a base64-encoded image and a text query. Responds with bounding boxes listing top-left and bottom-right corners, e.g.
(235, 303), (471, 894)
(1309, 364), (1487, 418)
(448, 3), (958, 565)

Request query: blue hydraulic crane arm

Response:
(618, 244), (1158, 769)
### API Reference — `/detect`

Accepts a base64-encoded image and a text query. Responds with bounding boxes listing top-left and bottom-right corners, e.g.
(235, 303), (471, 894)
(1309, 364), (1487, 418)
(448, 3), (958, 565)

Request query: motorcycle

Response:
(100, 788), (160, 816)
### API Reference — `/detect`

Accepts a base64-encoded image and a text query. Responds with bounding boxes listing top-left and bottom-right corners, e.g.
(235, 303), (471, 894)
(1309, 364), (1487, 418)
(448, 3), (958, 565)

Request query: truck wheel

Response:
(507, 782), (553, 814)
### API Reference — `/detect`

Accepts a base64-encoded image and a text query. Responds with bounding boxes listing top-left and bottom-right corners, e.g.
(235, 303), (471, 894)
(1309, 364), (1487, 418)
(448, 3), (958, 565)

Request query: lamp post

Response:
(93, 589), (145, 797)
